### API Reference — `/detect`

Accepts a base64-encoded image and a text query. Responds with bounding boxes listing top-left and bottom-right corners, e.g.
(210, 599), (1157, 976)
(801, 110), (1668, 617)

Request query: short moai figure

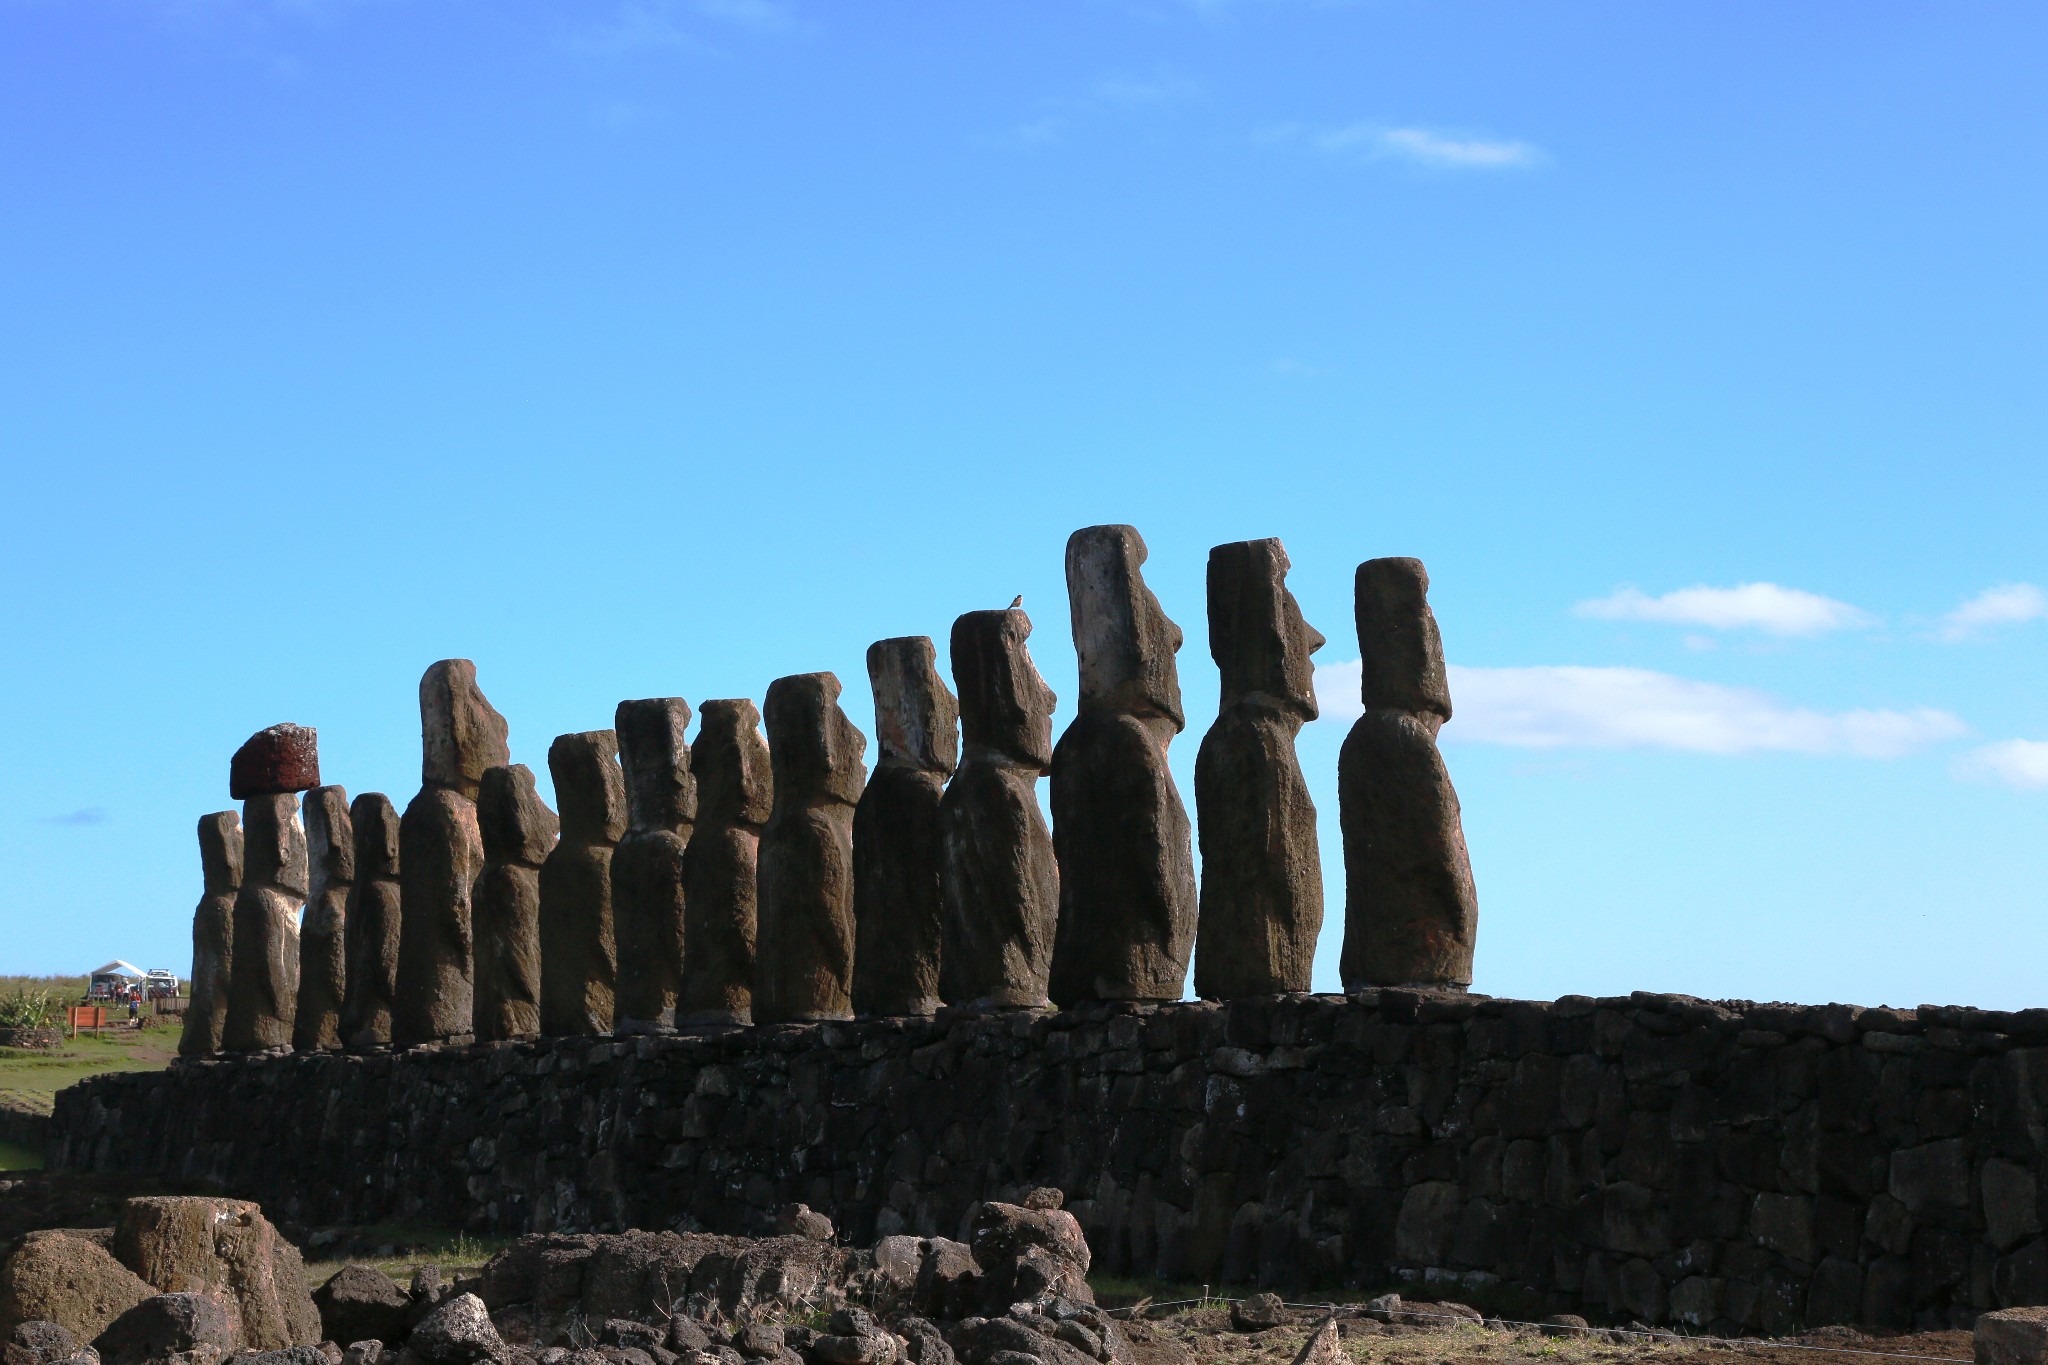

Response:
(852, 638), (959, 1019)
(939, 609), (1060, 1009)
(341, 793), (402, 1051)
(292, 786), (353, 1051)
(1193, 539), (1326, 999)
(222, 725), (320, 1051)
(1048, 524), (1198, 1005)
(1338, 557), (1479, 990)
(539, 730), (628, 1036)
(678, 699), (772, 1029)
(394, 660), (510, 1047)
(179, 811), (244, 1058)
(755, 673), (867, 1024)
(613, 699), (695, 1035)
(473, 764), (557, 1042)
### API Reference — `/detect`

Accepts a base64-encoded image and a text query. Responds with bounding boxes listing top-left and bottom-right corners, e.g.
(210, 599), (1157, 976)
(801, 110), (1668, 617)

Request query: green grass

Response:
(0, 1139), (44, 1171)
(0, 999), (184, 1121)
(305, 1226), (510, 1283)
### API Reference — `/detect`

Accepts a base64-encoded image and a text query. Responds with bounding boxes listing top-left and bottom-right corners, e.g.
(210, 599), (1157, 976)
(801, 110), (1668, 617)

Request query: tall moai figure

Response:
(939, 609), (1060, 1009)
(613, 699), (695, 1035)
(678, 699), (771, 1029)
(341, 793), (402, 1051)
(1192, 539), (1326, 998)
(1048, 524), (1198, 1005)
(292, 785), (353, 1051)
(221, 724), (319, 1051)
(473, 764), (557, 1042)
(394, 660), (510, 1047)
(755, 673), (867, 1024)
(852, 638), (958, 1019)
(1338, 557), (1479, 990)
(539, 730), (627, 1036)
(179, 811), (244, 1058)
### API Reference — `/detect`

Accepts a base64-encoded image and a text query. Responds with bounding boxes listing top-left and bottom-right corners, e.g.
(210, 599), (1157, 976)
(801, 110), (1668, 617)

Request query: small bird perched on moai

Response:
(1009, 595), (1023, 609)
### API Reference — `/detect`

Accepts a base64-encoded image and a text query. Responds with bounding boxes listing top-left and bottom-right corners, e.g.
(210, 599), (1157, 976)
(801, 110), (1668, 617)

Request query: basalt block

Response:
(613, 698), (696, 1035)
(679, 699), (772, 1028)
(340, 792), (401, 1051)
(220, 793), (309, 1052)
(178, 811), (243, 1058)
(474, 764), (558, 1042)
(229, 724), (321, 800)
(539, 730), (627, 1037)
(292, 785), (352, 1052)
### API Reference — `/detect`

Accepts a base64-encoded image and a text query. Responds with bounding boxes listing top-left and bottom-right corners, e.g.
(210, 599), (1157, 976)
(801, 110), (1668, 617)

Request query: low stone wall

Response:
(47, 990), (2048, 1334)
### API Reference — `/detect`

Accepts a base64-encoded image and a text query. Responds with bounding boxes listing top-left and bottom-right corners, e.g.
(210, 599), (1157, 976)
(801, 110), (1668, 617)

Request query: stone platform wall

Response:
(47, 990), (2048, 1334)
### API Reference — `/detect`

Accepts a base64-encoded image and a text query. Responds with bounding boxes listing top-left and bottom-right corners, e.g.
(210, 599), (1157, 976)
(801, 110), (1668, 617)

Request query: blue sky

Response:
(2, 1), (2044, 1007)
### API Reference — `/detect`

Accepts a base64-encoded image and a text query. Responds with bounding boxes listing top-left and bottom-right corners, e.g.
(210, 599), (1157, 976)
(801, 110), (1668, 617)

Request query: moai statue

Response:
(1338, 557), (1479, 990)
(221, 724), (319, 1051)
(1048, 525), (1198, 1005)
(613, 699), (695, 1035)
(179, 811), (243, 1058)
(755, 673), (867, 1024)
(852, 638), (958, 1019)
(539, 730), (627, 1036)
(341, 793), (402, 1051)
(678, 699), (772, 1029)
(473, 764), (557, 1041)
(938, 609), (1060, 1009)
(1192, 539), (1326, 998)
(394, 660), (510, 1047)
(292, 786), (353, 1051)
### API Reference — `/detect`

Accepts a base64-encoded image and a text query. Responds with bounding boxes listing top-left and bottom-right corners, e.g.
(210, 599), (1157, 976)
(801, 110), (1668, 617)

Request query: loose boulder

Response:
(404, 1294), (505, 1365)
(91, 1292), (236, 1365)
(0, 1232), (154, 1344)
(112, 1198), (321, 1349)
(313, 1268), (412, 1350)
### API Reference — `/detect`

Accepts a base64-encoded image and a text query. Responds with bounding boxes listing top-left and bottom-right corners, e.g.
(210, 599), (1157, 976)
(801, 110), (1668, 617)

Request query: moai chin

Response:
(1048, 524), (1198, 1005)
(539, 729), (627, 1036)
(179, 811), (244, 1058)
(1192, 539), (1327, 999)
(1338, 557), (1478, 990)
(851, 638), (958, 1019)
(679, 699), (772, 1029)
(473, 764), (558, 1042)
(394, 660), (509, 1047)
(939, 609), (1059, 1010)
(221, 723), (319, 1052)
(613, 698), (695, 1035)
(341, 793), (402, 1051)
(755, 672), (867, 1024)
(292, 786), (353, 1051)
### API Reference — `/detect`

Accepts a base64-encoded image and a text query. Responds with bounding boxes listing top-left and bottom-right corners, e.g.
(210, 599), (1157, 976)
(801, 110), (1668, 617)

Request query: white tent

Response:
(89, 960), (145, 979)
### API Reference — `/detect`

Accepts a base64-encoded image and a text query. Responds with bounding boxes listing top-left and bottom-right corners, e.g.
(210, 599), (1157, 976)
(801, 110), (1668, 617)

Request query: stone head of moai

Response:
(243, 790), (311, 898)
(951, 608), (1057, 768)
(867, 637), (959, 775)
(420, 659), (512, 797)
(351, 793), (400, 879)
(304, 786), (354, 885)
(1354, 557), (1452, 726)
(763, 673), (867, 807)
(229, 724), (320, 802)
(479, 764), (559, 865)
(198, 810), (244, 894)
(616, 698), (697, 832)
(1066, 524), (1184, 729)
(692, 698), (773, 826)
(1208, 538), (1325, 720)
(549, 730), (628, 845)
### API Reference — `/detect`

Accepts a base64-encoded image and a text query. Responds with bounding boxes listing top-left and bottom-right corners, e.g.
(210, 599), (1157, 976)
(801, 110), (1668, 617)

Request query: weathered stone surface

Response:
(852, 639), (958, 1020)
(474, 766), (558, 1043)
(1978, 1307), (2048, 1365)
(92, 1293), (235, 1365)
(420, 662), (512, 799)
(340, 794), (401, 1052)
(294, 787), (353, 1053)
(7, 1320), (78, 1365)
(1230, 1293), (1284, 1332)
(230, 725), (321, 801)
(221, 795), (309, 1052)
(113, 1197), (320, 1350)
(540, 732), (627, 1037)
(406, 1294), (504, 1365)
(1194, 539), (1325, 1000)
(1337, 558), (1477, 990)
(679, 701), (772, 1029)
(311, 1268), (410, 1350)
(180, 812), (243, 1058)
(613, 700), (696, 1036)
(939, 609), (1058, 1010)
(1288, 1320), (1344, 1365)
(1049, 525), (1194, 1006)
(966, 1201), (1091, 1311)
(0, 1233), (152, 1343)
(755, 674), (866, 1025)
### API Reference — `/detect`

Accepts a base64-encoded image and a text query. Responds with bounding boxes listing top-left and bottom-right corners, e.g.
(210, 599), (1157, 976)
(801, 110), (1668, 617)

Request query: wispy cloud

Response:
(1956, 739), (2048, 790)
(997, 68), (1200, 148)
(1935, 583), (2048, 642)
(579, 0), (803, 53)
(1576, 583), (1876, 637)
(1271, 122), (1544, 170)
(43, 807), (109, 827)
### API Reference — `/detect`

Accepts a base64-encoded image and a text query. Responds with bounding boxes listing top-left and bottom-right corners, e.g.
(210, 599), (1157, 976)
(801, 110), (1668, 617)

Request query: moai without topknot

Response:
(938, 609), (1060, 1010)
(613, 699), (695, 1035)
(394, 660), (510, 1046)
(292, 785), (353, 1051)
(678, 699), (772, 1029)
(473, 764), (557, 1042)
(1338, 557), (1478, 990)
(1192, 539), (1326, 998)
(179, 811), (244, 1058)
(851, 638), (958, 1019)
(755, 673), (867, 1024)
(221, 724), (319, 1051)
(539, 729), (627, 1036)
(1048, 525), (1198, 1005)
(341, 793), (402, 1051)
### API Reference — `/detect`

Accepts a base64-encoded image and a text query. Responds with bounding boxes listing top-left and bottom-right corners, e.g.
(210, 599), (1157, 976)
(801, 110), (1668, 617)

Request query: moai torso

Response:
(222, 724), (320, 1051)
(539, 730), (627, 1036)
(342, 793), (402, 1051)
(613, 699), (695, 1035)
(293, 785), (353, 1051)
(679, 699), (772, 1028)
(179, 810), (244, 1057)
(473, 764), (557, 1042)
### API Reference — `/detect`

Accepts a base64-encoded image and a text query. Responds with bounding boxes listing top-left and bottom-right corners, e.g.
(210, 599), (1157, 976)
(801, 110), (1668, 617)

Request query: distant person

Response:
(128, 994), (139, 1025)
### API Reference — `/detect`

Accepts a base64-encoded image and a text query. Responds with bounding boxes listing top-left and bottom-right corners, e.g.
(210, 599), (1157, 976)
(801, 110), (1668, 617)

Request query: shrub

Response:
(0, 989), (57, 1030)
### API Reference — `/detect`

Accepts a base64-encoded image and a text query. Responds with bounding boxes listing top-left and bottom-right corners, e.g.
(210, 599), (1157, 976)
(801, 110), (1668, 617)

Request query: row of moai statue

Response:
(181, 527), (1479, 1056)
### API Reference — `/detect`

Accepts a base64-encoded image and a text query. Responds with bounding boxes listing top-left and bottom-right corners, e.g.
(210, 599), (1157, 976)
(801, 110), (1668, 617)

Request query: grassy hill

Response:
(0, 974), (184, 1170)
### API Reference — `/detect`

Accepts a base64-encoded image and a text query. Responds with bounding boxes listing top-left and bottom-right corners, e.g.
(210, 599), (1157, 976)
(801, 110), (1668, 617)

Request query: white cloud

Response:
(1936, 583), (2048, 641)
(1956, 740), (2048, 790)
(1314, 661), (1966, 759)
(1576, 583), (1876, 637)
(1310, 123), (1544, 169)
